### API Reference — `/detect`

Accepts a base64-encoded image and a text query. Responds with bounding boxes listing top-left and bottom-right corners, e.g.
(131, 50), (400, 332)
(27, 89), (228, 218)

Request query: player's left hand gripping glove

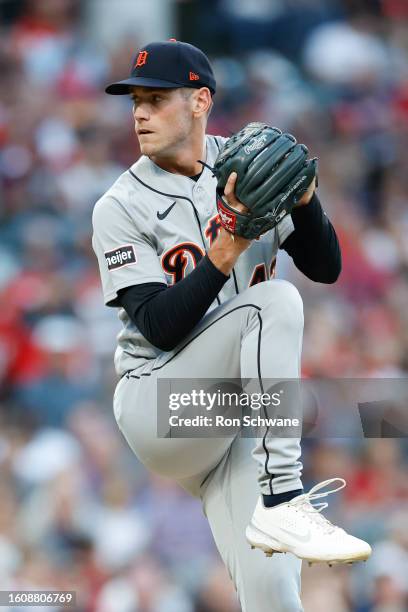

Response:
(213, 122), (318, 239)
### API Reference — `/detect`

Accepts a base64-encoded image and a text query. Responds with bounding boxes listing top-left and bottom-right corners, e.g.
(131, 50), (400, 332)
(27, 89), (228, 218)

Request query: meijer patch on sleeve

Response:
(104, 245), (137, 270)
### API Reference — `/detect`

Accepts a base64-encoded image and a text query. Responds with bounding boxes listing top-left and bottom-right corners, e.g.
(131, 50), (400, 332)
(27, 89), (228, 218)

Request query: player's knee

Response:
(251, 280), (303, 328)
(272, 279), (303, 308)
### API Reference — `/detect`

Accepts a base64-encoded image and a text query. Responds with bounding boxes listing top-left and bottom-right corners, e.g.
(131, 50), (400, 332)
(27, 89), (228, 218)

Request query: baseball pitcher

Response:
(92, 40), (371, 612)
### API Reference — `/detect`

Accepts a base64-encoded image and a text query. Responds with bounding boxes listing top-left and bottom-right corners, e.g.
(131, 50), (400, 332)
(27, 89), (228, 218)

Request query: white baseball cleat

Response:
(246, 478), (372, 566)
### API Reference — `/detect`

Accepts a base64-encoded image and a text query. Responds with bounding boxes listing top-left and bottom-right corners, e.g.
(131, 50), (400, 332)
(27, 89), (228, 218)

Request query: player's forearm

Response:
(118, 255), (229, 351)
(281, 193), (341, 283)
(208, 229), (251, 275)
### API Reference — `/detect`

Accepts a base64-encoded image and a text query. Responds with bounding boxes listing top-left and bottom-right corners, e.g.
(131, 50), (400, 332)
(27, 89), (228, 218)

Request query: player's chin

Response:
(138, 141), (157, 156)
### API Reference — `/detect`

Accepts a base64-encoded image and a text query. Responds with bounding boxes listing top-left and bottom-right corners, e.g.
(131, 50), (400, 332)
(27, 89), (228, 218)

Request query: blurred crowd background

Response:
(0, 0), (408, 610)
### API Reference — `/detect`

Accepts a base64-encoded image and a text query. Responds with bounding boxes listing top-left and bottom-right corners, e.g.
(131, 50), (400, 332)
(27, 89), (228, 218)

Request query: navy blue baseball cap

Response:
(105, 39), (216, 95)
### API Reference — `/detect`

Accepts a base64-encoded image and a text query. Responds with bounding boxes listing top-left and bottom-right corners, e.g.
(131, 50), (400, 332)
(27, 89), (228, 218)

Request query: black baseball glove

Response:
(212, 122), (318, 239)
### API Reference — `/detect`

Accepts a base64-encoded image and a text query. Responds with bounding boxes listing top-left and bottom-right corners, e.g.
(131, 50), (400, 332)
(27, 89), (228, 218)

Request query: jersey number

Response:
(249, 258), (277, 287)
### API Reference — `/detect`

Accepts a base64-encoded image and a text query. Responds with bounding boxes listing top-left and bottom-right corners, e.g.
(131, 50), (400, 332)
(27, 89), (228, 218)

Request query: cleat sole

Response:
(246, 524), (371, 565)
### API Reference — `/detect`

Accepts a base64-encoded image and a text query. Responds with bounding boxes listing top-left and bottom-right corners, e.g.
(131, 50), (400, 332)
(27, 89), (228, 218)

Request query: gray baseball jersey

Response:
(92, 134), (304, 612)
(92, 134), (295, 376)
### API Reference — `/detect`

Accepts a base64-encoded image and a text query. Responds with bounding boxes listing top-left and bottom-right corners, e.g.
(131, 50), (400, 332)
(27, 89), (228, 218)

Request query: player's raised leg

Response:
(113, 280), (304, 490)
(240, 282), (371, 566)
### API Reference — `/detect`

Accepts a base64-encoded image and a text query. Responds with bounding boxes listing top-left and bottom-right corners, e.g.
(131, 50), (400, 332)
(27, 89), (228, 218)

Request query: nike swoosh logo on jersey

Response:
(157, 201), (177, 220)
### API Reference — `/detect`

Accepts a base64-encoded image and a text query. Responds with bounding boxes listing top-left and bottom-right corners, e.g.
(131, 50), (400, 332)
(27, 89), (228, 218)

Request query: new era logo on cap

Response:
(189, 72), (200, 81)
(105, 245), (137, 270)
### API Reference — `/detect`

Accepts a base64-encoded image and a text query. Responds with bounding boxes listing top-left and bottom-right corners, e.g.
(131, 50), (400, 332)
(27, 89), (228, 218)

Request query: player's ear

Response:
(191, 87), (212, 118)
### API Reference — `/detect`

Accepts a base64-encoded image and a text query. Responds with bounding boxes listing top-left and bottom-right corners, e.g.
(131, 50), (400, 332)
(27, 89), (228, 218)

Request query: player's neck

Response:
(150, 135), (206, 177)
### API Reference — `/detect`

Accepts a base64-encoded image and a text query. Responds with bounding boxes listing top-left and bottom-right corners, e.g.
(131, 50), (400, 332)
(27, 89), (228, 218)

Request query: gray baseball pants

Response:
(113, 280), (304, 611)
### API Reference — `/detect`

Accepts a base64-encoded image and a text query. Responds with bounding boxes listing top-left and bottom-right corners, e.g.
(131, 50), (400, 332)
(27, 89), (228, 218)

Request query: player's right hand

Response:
(221, 171), (252, 252)
(209, 173), (252, 275)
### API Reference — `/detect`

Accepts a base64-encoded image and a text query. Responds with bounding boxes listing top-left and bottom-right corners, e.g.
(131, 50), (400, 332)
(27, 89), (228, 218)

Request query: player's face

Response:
(130, 87), (195, 158)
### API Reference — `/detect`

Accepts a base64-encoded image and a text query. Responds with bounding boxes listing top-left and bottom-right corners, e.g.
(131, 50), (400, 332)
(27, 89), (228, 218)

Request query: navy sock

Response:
(263, 489), (304, 508)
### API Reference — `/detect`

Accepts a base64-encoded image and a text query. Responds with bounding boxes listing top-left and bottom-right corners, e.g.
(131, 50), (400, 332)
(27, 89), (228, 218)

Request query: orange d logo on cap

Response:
(134, 51), (149, 68)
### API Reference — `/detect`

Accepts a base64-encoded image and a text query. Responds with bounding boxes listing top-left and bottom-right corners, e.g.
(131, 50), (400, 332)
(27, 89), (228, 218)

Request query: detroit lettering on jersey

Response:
(105, 245), (137, 270)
